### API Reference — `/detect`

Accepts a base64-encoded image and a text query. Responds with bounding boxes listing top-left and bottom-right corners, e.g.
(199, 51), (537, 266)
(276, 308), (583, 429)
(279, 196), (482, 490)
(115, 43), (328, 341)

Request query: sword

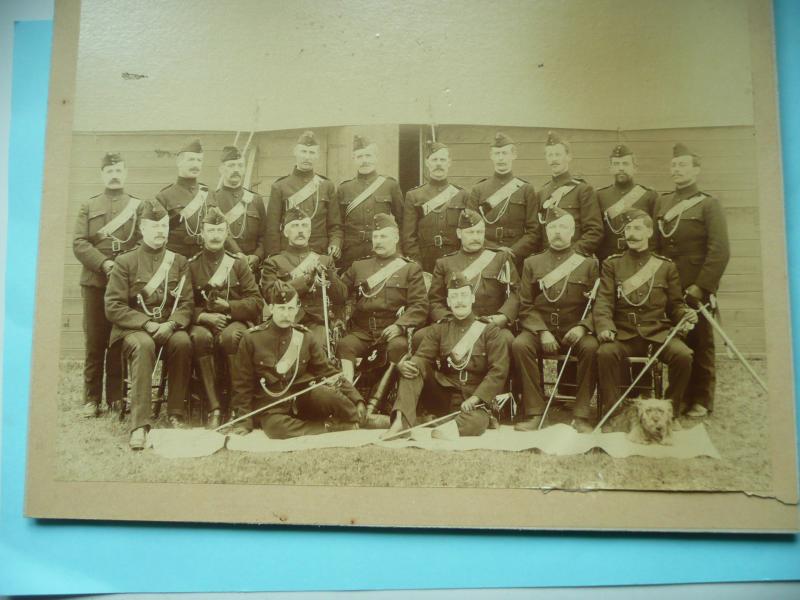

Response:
(151, 274), (187, 383)
(381, 402), (486, 442)
(318, 266), (333, 359)
(539, 278), (600, 430)
(593, 304), (706, 433)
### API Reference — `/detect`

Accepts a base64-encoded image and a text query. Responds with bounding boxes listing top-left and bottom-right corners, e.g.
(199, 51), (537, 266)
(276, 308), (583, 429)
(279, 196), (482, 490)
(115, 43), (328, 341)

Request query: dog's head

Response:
(635, 398), (673, 443)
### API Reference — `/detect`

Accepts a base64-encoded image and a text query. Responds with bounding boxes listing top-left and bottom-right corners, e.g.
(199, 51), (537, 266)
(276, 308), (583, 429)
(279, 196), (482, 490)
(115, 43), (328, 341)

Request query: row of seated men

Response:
(74, 131), (729, 450)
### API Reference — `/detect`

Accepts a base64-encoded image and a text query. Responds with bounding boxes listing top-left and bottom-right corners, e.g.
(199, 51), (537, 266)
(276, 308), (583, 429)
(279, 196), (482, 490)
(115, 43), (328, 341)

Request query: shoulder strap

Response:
(179, 187), (209, 220)
(287, 176), (322, 210)
(98, 196), (141, 236)
(289, 252), (320, 279)
(539, 253), (586, 289)
(620, 256), (663, 296)
(450, 320), (487, 362)
(207, 254), (236, 287)
(365, 257), (407, 289)
(345, 176), (387, 216)
(276, 329), (304, 375)
(663, 193), (706, 222)
(483, 178), (525, 210)
(142, 251), (176, 297)
(461, 250), (497, 281)
(605, 185), (647, 220)
(542, 184), (577, 210)
(421, 184), (459, 216)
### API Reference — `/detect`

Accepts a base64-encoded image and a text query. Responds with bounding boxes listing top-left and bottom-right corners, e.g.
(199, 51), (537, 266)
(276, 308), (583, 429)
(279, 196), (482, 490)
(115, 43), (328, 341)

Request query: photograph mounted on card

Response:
(24, 0), (798, 531)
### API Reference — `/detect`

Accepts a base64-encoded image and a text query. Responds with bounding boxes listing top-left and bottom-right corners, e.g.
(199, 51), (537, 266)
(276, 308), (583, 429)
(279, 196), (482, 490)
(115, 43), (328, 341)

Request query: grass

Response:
(55, 358), (772, 493)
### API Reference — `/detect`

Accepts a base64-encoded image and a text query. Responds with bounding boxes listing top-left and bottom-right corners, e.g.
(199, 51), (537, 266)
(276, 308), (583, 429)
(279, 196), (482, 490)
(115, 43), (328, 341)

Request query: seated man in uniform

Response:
(104, 199), (194, 450)
(594, 209), (698, 425)
(336, 213), (429, 384)
(382, 272), (511, 439)
(230, 281), (363, 439)
(188, 207), (263, 428)
(260, 206), (344, 351)
(511, 208), (600, 432)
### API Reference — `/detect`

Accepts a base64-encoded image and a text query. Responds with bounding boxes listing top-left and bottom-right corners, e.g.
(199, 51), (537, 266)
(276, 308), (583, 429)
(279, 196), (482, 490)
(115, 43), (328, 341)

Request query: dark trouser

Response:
(81, 285), (122, 407)
(511, 330), (599, 419)
(122, 330), (192, 433)
(596, 336), (693, 418)
(336, 327), (409, 364)
(260, 385), (358, 439)
(190, 322), (248, 411)
(392, 367), (490, 436)
(684, 312), (715, 411)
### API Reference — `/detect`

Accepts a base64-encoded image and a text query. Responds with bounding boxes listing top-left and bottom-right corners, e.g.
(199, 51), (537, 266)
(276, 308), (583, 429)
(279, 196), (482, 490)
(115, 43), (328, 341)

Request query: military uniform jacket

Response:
(411, 315), (510, 404)
(232, 322), (362, 414)
(402, 179), (467, 268)
(466, 172), (541, 257)
(104, 243), (194, 347)
(337, 172), (404, 247)
(538, 171), (603, 256)
(340, 254), (429, 332)
(519, 248), (598, 337)
(214, 185), (267, 260)
(593, 249), (690, 343)
(654, 183), (730, 293)
(596, 181), (658, 260)
(188, 249), (263, 324)
(73, 189), (142, 288)
(266, 168), (341, 256)
(156, 177), (223, 258)
(430, 249), (520, 323)
(260, 247), (345, 324)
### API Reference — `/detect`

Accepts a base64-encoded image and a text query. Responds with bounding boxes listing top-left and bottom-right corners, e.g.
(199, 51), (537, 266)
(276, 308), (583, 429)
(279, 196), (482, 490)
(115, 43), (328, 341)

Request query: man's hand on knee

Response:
(152, 322), (175, 345)
(397, 359), (419, 379)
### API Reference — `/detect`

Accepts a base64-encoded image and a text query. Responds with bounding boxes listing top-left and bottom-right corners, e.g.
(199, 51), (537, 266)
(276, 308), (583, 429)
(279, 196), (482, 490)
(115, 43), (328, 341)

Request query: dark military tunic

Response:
(596, 181), (658, 260)
(593, 248), (694, 415)
(466, 172), (541, 260)
(72, 188), (141, 407)
(537, 171), (603, 256)
(654, 182), (730, 411)
(213, 185), (268, 262)
(156, 176), (221, 258)
(337, 171), (404, 268)
(231, 321), (362, 438)
(392, 315), (510, 436)
(401, 179), (467, 273)
(512, 247), (599, 418)
(188, 249), (263, 325)
(266, 168), (341, 256)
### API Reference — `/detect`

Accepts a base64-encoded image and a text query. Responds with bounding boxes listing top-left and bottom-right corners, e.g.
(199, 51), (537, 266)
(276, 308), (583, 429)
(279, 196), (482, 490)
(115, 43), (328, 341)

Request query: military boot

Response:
(196, 355), (221, 429)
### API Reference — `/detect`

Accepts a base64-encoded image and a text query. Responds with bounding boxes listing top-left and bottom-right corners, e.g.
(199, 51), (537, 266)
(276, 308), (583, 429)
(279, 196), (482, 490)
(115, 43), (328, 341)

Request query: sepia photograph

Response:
(25, 0), (798, 530)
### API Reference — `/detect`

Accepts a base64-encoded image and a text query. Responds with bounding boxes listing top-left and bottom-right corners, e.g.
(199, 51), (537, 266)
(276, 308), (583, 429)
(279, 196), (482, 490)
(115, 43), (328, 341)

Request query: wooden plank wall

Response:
(437, 125), (763, 354)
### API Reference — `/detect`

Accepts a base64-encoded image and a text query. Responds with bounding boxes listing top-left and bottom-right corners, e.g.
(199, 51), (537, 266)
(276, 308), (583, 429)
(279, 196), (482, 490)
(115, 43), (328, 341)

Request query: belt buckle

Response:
(628, 312), (637, 325)
(550, 313), (559, 326)
(152, 307), (163, 320)
(617, 238), (627, 250)
(111, 239), (121, 253)
(433, 235), (443, 248)
(459, 370), (468, 383)
(495, 226), (504, 241)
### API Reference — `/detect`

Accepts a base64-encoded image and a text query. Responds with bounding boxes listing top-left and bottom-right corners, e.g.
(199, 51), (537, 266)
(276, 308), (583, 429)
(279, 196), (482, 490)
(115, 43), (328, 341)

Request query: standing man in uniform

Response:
(511, 208), (599, 432)
(230, 281), (363, 439)
(596, 144), (658, 261)
(538, 131), (603, 256)
(402, 141), (467, 273)
(73, 152), (141, 417)
(594, 209), (697, 424)
(265, 131), (342, 259)
(428, 209), (519, 348)
(337, 134), (404, 269)
(104, 199), (194, 449)
(260, 207), (345, 350)
(467, 132), (540, 269)
(382, 272), (510, 440)
(187, 208), (263, 428)
(336, 213), (429, 384)
(655, 143), (730, 417)
(214, 145), (267, 271)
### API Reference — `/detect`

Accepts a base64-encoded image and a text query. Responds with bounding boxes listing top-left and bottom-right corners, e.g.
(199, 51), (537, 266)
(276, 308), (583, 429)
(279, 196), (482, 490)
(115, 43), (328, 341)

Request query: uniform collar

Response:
(493, 170), (514, 183)
(269, 320), (293, 338)
(203, 247), (226, 261)
(373, 251), (400, 263)
(626, 247), (650, 260)
(459, 246), (485, 257)
(141, 241), (166, 255)
(104, 188), (125, 198)
(547, 245), (574, 257)
(551, 171), (572, 186)
(675, 182), (699, 198)
(428, 177), (449, 189)
(357, 170), (379, 182)
(293, 166), (316, 180)
(613, 179), (635, 193)
(452, 312), (477, 326)
(286, 243), (311, 255)
(221, 184), (242, 193)
(177, 176), (197, 189)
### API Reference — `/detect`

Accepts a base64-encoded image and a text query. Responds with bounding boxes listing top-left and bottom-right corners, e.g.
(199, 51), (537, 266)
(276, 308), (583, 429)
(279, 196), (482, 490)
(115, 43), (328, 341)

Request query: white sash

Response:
(539, 253), (585, 290)
(98, 196), (141, 236)
(207, 254), (236, 287)
(345, 176), (386, 216)
(276, 329), (303, 375)
(365, 257), (406, 290)
(287, 176), (322, 210)
(421, 185), (459, 216)
(289, 252), (320, 279)
(620, 256), (663, 296)
(461, 250), (497, 281)
(142, 250), (176, 297)
(542, 184), (576, 210)
(663, 193), (706, 222)
(483, 178), (525, 210)
(605, 185), (647, 220)
(223, 190), (254, 224)
(179, 187), (208, 220)
(451, 320), (487, 362)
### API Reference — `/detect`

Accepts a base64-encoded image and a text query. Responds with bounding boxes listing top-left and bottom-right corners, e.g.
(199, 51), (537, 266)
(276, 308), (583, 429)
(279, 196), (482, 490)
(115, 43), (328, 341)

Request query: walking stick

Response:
(539, 278), (601, 430)
(381, 403), (486, 442)
(696, 302), (767, 392)
(214, 374), (340, 433)
(593, 304), (707, 433)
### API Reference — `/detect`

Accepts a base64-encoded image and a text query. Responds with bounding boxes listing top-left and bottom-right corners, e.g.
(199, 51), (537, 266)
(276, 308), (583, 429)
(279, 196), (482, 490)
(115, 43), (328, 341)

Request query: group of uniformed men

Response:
(73, 129), (729, 450)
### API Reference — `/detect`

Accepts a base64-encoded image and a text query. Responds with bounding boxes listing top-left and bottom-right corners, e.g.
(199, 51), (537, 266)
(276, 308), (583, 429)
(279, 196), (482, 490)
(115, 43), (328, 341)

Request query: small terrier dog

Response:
(608, 398), (678, 445)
